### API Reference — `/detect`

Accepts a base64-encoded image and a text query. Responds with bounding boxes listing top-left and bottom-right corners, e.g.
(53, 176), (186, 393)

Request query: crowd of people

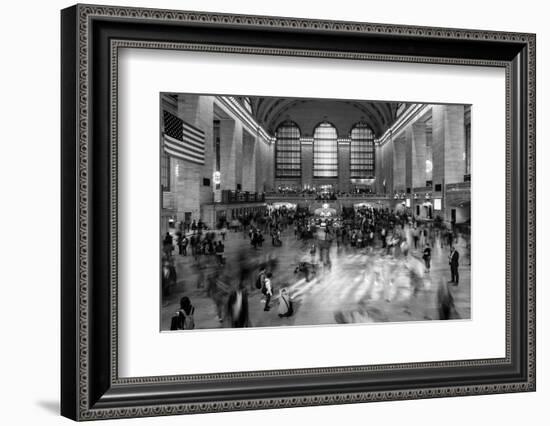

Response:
(273, 186), (376, 200)
(166, 205), (467, 330)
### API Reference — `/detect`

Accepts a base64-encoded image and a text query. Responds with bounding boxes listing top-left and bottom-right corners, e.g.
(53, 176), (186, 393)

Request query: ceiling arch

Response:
(236, 97), (403, 138)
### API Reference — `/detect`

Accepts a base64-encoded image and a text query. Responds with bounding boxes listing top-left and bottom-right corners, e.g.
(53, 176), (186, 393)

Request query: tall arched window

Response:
(313, 122), (338, 178)
(350, 123), (375, 178)
(275, 121), (301, 178)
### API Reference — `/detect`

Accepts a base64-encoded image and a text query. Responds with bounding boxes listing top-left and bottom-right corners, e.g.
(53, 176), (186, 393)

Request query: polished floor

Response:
(160, 226), (471, 331)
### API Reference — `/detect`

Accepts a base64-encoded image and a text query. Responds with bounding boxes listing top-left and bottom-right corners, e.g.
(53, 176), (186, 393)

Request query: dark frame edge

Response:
(61, 4), (79, 422)
(61, 4), (536, 421)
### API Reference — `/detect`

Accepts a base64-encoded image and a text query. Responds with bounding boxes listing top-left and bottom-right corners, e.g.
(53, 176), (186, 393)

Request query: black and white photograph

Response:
(160, 94), (472, 331)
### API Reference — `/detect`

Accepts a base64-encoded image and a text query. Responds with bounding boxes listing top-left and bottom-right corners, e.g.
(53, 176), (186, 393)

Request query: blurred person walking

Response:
(448, 246), (460, 285)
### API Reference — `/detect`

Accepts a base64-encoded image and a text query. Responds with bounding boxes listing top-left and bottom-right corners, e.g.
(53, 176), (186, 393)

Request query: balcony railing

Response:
(265, 192), (389, 199)
(221, 190), (265, 204)
(446, 181), (471, 191)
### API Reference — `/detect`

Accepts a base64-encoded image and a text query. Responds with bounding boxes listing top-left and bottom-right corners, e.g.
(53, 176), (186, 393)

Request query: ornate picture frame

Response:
(61, 4), (536, 421)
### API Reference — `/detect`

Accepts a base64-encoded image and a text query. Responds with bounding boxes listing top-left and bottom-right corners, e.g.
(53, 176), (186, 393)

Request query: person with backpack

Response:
(255, 267), (266, 291)
(170, 296), (195, 330)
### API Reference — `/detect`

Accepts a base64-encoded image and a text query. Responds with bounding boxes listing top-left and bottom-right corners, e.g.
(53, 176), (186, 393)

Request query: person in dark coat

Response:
(162, 261), (177, 297)
(162, 232), (173, 257)
(423, 243), (432, 272)
(448, 246), (460, 285)
(227, 282), (250, 328)
(437, 278), (455, 320)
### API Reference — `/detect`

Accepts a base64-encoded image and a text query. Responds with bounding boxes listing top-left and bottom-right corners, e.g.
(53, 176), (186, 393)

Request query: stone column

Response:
(432, 104), (466, 221)
(393, 137), (406, 191)
(406, 122), (428, 190)
(219, 118), (243, 191)
(175, 163), (201, 222)
(376, 141), (392, 194)
(432, 104), (466, 187)
(173, 95), (214, 222)
(241, 130), (256, 192)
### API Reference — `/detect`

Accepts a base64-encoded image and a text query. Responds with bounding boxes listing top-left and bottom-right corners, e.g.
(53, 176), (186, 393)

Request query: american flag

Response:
(162, 110), (205, 165)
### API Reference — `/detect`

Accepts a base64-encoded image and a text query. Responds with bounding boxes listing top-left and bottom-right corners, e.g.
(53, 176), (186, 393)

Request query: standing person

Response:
(423, 243), (432, 272)
(227, 281), (250, 328)
(448, 246), (460, 285)
(162, 260), (177, 297)
(180, 234), (189, 256)
(190, 234), (198, 260)
(191, 220), (197, 234)
(412, 226), (419, 249)
(175, 228), (183, 255)
(262, 272), (273, 311)
(419, 226), (426, 248)
(255, 266), (266, 292)
(215, 240), (225, 265)
(258, 231), (264, 247)
(251, 230), (259, 250)
(446, 228), (454, 248)
(220, 225), (227, 241)
(162, 232), (174, 257)
(368, 228), (375, 249)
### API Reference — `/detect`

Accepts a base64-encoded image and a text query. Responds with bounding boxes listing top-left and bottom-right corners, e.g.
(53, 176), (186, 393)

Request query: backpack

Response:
(169, 308), (195, 331)
(184, 307), (195, 330)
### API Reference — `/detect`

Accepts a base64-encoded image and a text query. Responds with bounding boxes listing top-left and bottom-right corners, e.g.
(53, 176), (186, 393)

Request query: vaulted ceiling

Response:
(236, 96), (403, 138)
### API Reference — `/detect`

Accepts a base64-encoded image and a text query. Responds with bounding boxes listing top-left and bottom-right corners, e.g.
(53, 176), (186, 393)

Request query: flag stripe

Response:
(164, 135), (205, 155)
(182, 121), (205, 138)
(164, 147), (204, 165)
(180, 130), (206, 149)
(164, 142), (204, 162)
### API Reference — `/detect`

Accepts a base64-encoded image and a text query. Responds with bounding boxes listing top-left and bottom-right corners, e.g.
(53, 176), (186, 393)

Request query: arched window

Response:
(313, 122), (338, 178)
(275, 121), (301, 178)
(350, 123), (375, 178)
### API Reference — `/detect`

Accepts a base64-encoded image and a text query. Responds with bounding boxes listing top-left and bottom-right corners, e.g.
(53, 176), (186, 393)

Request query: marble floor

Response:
(160, 226), (471, 331)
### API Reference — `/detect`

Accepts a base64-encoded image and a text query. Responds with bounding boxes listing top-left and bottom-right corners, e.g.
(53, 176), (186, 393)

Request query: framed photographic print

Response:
(61, 4), (536, 421)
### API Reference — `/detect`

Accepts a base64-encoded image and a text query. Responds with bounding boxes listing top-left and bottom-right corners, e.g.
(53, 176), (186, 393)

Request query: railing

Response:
(265, 192), (390, 200)
(446, 181), (471, 191)
(339, 193), (387, 198)
(412, 186), (432, 193)
(221, 190), (265, 204)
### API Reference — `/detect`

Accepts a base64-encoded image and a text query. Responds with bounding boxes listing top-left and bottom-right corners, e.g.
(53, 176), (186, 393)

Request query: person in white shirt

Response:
(263, 272), (273, 311)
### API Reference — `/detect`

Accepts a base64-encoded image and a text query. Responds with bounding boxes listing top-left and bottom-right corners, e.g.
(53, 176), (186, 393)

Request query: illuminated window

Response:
(313, 122), (338, 178)
(350, 123), (375, 178)
(275, 121), (301, 178)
